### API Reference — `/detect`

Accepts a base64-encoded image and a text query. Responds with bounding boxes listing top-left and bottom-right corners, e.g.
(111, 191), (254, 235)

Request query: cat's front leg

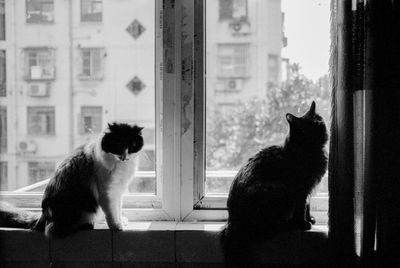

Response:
(290, 196), (312, 231)
(99, 193), (124, 231)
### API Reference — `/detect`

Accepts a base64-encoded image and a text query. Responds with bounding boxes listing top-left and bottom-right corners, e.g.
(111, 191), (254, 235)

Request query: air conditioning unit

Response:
(28, 83), (49, 97)
(230, 21), (251, 35)
(18, 140), (37, 154)
(227, 79), (243, 91)
(30, 66), (43, 80)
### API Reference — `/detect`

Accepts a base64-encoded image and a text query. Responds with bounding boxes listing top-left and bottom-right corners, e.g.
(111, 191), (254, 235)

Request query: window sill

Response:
(0, 222), (329, 267)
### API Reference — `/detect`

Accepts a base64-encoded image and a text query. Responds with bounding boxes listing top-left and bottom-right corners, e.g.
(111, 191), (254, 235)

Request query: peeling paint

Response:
(181, 43), (194, 135)
(180, 0), (195, 135)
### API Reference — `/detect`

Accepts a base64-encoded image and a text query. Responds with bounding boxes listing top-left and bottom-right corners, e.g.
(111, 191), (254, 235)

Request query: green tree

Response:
(206, 63), (330, 171)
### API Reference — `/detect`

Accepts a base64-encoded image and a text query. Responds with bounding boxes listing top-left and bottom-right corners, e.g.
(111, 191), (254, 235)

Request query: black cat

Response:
(221, 101), (328, 266)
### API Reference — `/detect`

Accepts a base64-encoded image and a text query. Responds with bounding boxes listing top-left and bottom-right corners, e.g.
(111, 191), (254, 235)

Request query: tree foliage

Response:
(206, 64), (330, 170)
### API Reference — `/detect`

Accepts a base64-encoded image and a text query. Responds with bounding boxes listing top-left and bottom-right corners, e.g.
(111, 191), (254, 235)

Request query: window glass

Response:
(2, 1), (156, 200)
(79, 48), (104, 80)
(0, 161), (7, 190)
(0, 0), (4, 40)
(81, 0), (102, 22)
(26, 0), (54, 23)
(25, 48), (55, 80)
(0, 50), (5, 96)
(219, 0), (248, 21)
(27, 106), (55, 136)
(0, 106), (6, 152)
(206, 0), (330, 223)
(79, 106), (102, 134)
(28, 162), (55, 184)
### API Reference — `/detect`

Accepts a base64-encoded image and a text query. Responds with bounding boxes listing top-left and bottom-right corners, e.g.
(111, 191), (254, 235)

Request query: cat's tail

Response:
(220, 223), (256, 267)
(0, 201), (42, 230)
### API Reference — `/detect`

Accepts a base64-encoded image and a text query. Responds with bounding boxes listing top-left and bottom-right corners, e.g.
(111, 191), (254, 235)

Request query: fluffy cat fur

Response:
(0, 122), (144, 238)
(221, 101), (328, 266)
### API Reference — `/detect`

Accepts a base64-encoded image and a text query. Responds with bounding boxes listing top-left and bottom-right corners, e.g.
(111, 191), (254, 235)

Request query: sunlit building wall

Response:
(206, 0), (285, 104)
(0, 0), (155, 190)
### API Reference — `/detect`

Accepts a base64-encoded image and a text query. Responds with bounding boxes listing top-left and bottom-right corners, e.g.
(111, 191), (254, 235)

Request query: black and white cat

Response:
(0, 122), (144, 238)
(221, 101), (328, 266)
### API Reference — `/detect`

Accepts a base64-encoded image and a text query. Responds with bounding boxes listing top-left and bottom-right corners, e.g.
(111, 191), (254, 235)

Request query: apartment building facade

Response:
(206, 0), (285, 105)
(0, 0), (156, 190)
(0, 0), (284, 191)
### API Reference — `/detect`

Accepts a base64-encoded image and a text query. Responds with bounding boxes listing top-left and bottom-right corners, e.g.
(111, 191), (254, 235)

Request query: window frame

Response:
(0, 161), (7, 190)
(77, 47), (104, 80)
(0, 0), (4, 41)
(80, 0), (102, 23)
(219, 0), (248, 22)
(181, 0), (328, 223)
(24, 47), (56, 81)
(217, 43), (251, 78)
(78, 106), (103, 135)
(0, 106), (6, 153)
(27, 106), (55, 136)
(28, 161), (55, 184)
(0, 0), (174, 222)
(0, 50), (6, 96)
(25, 0), (54, 24)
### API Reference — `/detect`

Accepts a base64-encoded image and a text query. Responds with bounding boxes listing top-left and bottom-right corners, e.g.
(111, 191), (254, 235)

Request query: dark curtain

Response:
(329, 0), (400, 266)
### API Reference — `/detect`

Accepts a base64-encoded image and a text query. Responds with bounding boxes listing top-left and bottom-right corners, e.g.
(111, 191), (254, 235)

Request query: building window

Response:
(0, 50), (5, 96)
(0, 161), (7, 191)
(28, 162), (55, 184)
(0, 106), (6, 153)
(78, 48), (104, 80)
(26, 0), (54, 24)
(217, 43), (250, 78)
(0, 0), (5, 40)
(268, 54), (280, 85)
(24, 48), (55, 80)
(78, 106), (103, 134)
(219, 0), (248, 21)
(27, 106), (55, 136)
(81, 0), (102, 22)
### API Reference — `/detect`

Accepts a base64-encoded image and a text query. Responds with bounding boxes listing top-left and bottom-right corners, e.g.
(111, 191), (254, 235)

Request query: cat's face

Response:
(285, 101), (328, 146)
(101, 123), (144, 161)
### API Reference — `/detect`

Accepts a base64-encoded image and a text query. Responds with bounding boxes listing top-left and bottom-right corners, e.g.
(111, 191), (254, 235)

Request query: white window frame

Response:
(176, 0), (229, 221)
(179, 0), (328, 224)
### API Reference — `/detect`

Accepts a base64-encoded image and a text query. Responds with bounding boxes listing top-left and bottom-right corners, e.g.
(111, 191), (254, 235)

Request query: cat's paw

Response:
(298, 220), (312, 230)
(290, 220), (312, 231)
(108, 222), (124, 231)
(307, 215), (316, 225)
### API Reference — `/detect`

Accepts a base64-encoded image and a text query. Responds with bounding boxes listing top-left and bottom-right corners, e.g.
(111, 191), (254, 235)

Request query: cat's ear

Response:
(305, 101), (316, 117)
(286, 113), (297, 123)
(137, 126), (144, 134)
(107, 122), (117, 131)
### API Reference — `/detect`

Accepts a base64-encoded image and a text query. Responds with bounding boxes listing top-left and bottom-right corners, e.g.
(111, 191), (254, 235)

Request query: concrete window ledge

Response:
(0, 223), (329, 268)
